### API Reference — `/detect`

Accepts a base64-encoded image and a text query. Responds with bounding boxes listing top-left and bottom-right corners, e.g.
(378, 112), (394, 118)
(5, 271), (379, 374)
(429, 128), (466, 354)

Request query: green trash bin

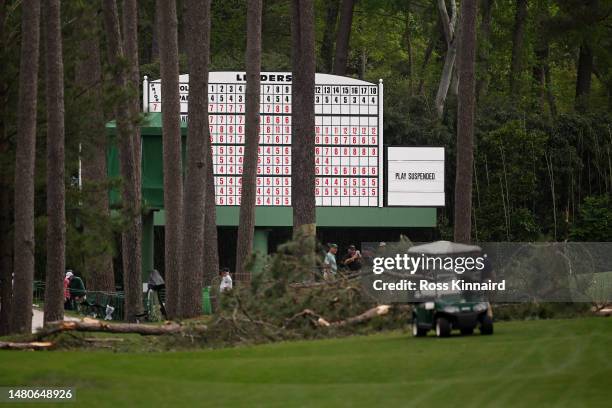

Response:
(201, 286), (212, 315)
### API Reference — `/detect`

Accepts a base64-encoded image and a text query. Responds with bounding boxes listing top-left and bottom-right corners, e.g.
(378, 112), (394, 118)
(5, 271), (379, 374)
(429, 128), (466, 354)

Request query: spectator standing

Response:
(343, 244), (363, 272)
(68, 273), (86, 308)
(63, 270), (73, 309)
(219, 267), (233, 292)
(323, 243), (338, 280)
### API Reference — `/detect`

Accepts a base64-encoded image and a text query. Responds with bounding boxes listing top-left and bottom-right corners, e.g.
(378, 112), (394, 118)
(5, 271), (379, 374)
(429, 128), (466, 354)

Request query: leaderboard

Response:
(146, 72), (383, 207)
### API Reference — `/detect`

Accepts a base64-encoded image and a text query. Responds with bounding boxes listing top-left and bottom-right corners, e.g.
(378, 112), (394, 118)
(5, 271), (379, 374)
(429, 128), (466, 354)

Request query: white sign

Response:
(386, 147), (445, 206)
(143, 72), (384, 207)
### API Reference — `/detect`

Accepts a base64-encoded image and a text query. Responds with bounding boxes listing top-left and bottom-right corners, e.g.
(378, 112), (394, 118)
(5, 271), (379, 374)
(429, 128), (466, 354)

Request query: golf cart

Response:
(409, 241), (494, 337)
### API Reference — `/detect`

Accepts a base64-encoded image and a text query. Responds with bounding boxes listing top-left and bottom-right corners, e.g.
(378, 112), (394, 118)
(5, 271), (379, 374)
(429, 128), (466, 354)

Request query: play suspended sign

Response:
(143, 72), (384, 207)
(386, 147), (445, 206)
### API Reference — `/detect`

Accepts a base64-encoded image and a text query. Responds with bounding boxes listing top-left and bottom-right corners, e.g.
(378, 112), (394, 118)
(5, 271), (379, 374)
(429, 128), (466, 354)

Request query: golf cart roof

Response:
(408, 240), (482, 255)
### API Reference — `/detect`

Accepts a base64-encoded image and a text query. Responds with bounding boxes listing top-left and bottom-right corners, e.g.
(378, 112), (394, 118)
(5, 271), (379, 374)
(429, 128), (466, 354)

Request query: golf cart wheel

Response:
(412, 318), (427, 337)
(480, 315), (494, 335)
(460, 327), (474, 335)
(435, 317), (451, 337)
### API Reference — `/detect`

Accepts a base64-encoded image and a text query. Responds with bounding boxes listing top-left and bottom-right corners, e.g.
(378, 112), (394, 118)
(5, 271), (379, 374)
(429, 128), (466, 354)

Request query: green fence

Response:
(32, 281), (126, 321)
(81, 291), (125, 321)
(32, 281), (215, 321)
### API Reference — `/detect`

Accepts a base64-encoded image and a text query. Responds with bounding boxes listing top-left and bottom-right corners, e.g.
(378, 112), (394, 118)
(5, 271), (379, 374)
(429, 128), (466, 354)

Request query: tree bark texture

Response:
(102, 0), (143, 322)
(454, 0), (478, 244)
(122, 0), (141, 202)
(531, 0), (552, 114)
(403, 4), (414, 93)
(236, 0), (262, 279)
(291, 0), (316, 237)
(0, 0), (12, 335)
(43, 0), (66, 325)
(203, 145), (219, 286)
(157, 0), (183, 318)
(181, 0), (211, 318)
(509, 0), (527, 98)
(575, 41), (592, 112)
(203, 0), (218, 286)
(332, 0), (354, 76)
(321, 0), (339, 73)
(41, 319), (197, 336)
(0, 177), (12, 335)
(11, 0), (41, 334)
(476, 0), (494, 100)
(75, 2), (115, 292)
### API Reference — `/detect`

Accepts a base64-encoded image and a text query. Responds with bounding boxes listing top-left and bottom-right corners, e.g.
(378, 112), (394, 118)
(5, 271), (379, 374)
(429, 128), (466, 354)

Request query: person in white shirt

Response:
(323, 243), (338, 280)
(219, 267), (233, 292)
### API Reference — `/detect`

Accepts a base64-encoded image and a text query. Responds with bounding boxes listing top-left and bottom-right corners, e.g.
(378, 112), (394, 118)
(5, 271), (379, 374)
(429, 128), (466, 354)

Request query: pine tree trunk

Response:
(180, 0), (211, 318)
(157, 0), (183, 319)
(0, 0), (13, 336)
(123, 0), (141, 203)
(11, 0), (41, 334)
(203, 145), (219, 286)
(532, 1), (550, 114)
(454, 0), (478, 244)
(291, 0), (316, 241)
(509, 0), (527, 98)
(203, 0), (218, 286)
(0, 177), (12, 335)
(121, 0), (143, 313)
(403, 5), (414, 94)
(321, 0), (339, 73)
(43, 0), (65, 324)
(151, 7), (160, 61)
(235, 0), (262, 280)
(575, 41), (592, 113)
(332, 0), (354, 76)
(476, 0), (494, 100)
(76, 3), (115, 293)
(102, 0), (143, 322)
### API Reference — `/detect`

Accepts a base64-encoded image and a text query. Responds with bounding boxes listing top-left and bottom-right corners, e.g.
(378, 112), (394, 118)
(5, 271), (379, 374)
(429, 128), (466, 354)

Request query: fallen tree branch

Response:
(0, 341), (54, 350)
(283, 309), (322, 328)
(39, 318), (205, 337)
(289, 272), (367, 289)
(285, 304), (407, 329)
(322, 305), (392, 327)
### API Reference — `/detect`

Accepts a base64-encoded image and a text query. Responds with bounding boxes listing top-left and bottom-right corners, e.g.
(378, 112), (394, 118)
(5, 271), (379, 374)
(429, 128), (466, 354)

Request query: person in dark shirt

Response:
(343, 244), (363, 272)
(68, 273), (86, 305)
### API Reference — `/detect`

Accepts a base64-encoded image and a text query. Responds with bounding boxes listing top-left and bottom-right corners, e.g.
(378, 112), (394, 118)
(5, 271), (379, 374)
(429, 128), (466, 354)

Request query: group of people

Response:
(323, 243), (363, 280)
(59, 247), (360, 310)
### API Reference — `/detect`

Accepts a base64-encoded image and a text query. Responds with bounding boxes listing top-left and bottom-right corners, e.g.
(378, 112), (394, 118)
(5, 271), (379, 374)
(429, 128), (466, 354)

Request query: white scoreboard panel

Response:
(386, 147), (445, 206)
(144, 72), (383, 207)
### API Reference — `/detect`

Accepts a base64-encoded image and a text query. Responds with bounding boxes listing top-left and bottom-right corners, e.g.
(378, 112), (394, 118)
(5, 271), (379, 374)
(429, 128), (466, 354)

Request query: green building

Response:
(107, 73), (440, 279)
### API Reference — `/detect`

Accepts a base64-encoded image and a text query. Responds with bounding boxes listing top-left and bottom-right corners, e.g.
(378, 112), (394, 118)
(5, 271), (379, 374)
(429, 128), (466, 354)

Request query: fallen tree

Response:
(6, 238), (412, 351)
(0, 341), (54, 350)
(38, 318), (204, 336)
(201, 237), (416, 346)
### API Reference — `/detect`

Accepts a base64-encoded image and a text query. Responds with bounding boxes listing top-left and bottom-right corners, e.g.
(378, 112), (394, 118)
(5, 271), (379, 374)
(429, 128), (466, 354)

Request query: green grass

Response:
(1, 317), (611, 407)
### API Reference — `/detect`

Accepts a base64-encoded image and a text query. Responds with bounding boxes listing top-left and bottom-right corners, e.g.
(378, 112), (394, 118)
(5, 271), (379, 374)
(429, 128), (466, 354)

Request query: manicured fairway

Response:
(1, 317), (611, 407)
